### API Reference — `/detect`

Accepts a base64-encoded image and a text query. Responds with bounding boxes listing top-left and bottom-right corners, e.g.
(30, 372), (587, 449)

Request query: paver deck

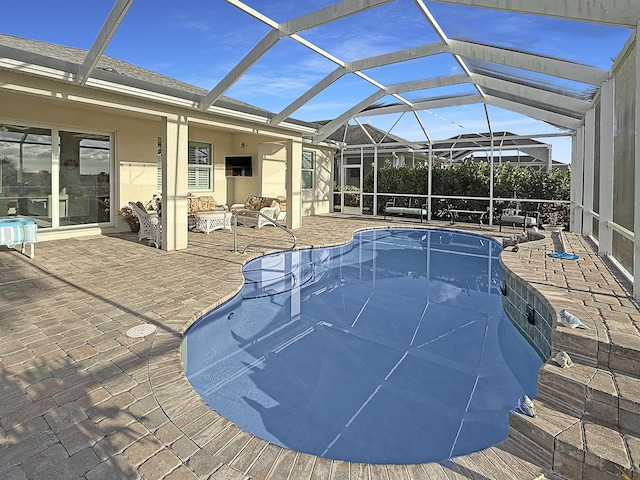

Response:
(0, 215), (637, 479)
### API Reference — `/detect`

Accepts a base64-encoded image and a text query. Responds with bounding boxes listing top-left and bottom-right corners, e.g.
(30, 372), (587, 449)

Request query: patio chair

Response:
(276, 195), (286, 222)
(498, 207), (539, 232)
(230, 195), (280, 229)
(128, 201), (161, 248)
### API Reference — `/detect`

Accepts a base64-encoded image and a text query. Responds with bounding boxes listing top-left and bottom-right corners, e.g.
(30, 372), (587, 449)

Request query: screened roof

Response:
(0, 0), (634, 163)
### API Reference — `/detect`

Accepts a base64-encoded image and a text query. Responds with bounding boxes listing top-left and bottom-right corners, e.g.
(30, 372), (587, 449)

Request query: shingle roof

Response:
(323, 123), (419, 147)
(0, 34), (317, 129)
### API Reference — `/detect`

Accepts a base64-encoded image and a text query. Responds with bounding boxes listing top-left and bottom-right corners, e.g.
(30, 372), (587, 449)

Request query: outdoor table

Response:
(0, 217), (38, 258)
(193, 210), (232, 234)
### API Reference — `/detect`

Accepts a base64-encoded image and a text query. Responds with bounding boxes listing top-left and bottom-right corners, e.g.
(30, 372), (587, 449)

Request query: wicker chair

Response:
(276, 195), (286, 222)
(128, 201), (161, 248)
(230, 195), (279, 229)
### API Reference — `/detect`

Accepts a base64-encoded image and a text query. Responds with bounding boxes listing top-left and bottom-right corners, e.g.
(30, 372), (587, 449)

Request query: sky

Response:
(0, 0), (633, 164)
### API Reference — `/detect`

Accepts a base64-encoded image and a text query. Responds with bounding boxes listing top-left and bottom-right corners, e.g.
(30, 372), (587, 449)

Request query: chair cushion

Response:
(244, 195), (277, 211)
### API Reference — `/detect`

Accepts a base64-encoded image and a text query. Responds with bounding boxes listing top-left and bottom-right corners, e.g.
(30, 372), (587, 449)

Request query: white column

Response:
(286, 138), (302, 229)
(570, 126), (584, 234)
(582, 108), (596, 238)
(598, 79), (615, 257)
(634, 30), (640, 299)
(373, 146), (378, 216)
(161, 114), (189, 251)
(427, 143), (433, 221)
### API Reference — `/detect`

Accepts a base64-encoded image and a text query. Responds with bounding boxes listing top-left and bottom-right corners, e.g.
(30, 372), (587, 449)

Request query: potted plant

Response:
(119, 205), (140, 232)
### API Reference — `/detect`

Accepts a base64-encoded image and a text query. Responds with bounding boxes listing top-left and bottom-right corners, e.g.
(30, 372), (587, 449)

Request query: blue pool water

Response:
(183, 228), (542, 464)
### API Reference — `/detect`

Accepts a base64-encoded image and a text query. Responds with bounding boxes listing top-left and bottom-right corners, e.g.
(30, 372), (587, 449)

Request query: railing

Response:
(232, 209), (297, 254)
(342, 192), (570, 226)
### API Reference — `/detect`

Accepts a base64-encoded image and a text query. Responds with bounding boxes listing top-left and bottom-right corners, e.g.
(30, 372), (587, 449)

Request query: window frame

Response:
(302, 149), (315, 190)
(157, 139), (213, 191)
(188, 141), (213, 191)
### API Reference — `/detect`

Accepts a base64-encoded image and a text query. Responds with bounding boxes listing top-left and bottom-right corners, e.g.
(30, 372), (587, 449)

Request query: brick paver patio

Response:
(0, 215), (637, 479)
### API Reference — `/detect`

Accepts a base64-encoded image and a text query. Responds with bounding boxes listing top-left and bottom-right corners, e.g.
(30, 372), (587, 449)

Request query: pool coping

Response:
(149, 222), (562, 479)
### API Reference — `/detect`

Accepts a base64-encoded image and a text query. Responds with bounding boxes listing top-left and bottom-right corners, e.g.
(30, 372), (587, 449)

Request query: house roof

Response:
(323, 122), (417, 147)
(0, 33), (317, 131)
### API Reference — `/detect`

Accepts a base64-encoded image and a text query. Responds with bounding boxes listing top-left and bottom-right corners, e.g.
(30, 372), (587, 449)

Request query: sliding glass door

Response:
(0, 123), (112, 228)
(59, 131), (111, 226)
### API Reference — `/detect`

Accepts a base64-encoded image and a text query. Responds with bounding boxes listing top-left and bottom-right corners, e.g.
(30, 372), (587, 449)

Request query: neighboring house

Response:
(431, 132), (567, 171)
(323, 123), (430, 189)
(0, 34), (335, 250)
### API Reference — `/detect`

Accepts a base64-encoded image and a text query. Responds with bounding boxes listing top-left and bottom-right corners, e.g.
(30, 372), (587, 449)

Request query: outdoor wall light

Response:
(526, 304), (536, 325)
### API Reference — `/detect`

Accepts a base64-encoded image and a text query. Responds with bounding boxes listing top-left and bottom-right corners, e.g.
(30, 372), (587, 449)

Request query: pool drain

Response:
(126, 324), (157, 338)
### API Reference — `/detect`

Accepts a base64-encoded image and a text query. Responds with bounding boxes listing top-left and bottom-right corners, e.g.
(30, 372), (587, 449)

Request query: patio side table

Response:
(0, 218), (38, 258)
(193, 210), (232, 234)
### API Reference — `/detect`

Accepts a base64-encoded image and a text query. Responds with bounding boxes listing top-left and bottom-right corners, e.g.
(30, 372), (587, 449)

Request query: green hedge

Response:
(362, 159), (571, 225)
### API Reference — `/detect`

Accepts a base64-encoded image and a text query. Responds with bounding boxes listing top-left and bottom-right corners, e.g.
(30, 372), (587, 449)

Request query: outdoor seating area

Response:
(383, 198), (427, 222)
(448, 207), (489, 226)
(230, 195), (280, 229)
(499, 208), (540, 232)
(187, 195), (228, 231)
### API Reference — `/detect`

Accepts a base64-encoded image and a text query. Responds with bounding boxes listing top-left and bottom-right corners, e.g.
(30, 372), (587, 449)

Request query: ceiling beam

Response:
(431, 0), (640, 28)
(484, 95), (582, 129)
(348, 42), (448, 71)
(313, 90), (387, 143)
(271, 42), (447, 126)
(280, 0), (394, 34)
(447, 39), (609, 86)
(313, 74), (474, 142)
(200, 29), (281, 111)
(77, 0), (133, 86)
(470, 73), (591, 114)
(206, 0), (396, 112)
(387, 73), (470, 95)
(355, 94), (484, 117)
(271, 67), (347, 125)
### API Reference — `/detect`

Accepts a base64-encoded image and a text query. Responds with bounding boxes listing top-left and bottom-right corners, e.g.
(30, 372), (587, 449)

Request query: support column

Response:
(582, 108), (596, 238)
(286, 138), (302, 229)
(161, 114), (189, 251)
(570, 126), (584, 234)
(598, 79), (615, 257)
(634, 29), (640, 299)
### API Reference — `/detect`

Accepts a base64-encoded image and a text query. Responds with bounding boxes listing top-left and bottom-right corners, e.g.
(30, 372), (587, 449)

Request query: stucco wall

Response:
(1, 77), (330, 241)
(302, 146), (333, 216)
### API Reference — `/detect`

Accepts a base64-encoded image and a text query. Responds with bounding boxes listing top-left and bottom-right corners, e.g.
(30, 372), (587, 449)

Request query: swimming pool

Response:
(183, 228), (542, 465)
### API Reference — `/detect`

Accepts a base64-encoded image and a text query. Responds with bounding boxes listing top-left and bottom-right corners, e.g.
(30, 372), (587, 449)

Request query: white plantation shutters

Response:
(302, 149), (315, 190)
(188, 141), (212, 190)
(157, 139), (212, 191)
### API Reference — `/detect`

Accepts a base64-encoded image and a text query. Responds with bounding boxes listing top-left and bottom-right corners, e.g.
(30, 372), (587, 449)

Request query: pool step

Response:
(538, 359), (640, 437)
(551, 311), (640, 378)
(510, 386), (640, 479)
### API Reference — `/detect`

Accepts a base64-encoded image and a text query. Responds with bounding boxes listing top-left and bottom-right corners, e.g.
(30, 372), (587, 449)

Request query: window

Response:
(157, 140), (213, 191)
(225, 156), (252, 176)
(302, 150), (315, 189)
(188, 141), (212, 190)
(0, 123), (112, 227)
